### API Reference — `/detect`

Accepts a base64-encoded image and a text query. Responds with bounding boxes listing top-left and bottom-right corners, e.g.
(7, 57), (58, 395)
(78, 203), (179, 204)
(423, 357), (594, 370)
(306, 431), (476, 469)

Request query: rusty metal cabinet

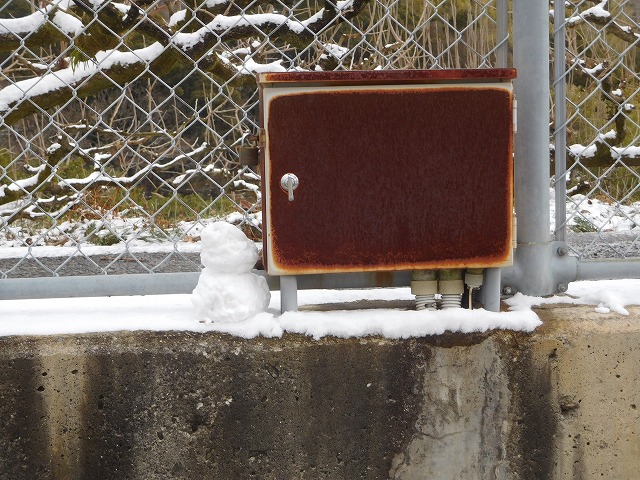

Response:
(258, 69), (516, 277)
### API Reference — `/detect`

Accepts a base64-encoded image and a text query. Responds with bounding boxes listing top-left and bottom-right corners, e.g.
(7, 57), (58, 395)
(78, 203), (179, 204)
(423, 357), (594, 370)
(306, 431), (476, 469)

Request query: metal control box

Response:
(258, 69), (516, 276)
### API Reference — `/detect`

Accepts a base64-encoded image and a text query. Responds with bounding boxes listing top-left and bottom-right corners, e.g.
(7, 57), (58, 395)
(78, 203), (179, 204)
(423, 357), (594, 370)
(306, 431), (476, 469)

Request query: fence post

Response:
(502, 0), (575, 296)
(496, 0), (508, 68)
(553, 0), (568, 242)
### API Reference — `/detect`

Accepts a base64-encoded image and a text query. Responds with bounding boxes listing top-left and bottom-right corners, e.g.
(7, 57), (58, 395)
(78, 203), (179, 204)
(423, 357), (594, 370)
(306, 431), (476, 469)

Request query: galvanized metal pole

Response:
(504, 0), (556, 296)
(577, 259), (640, 281)
(496, 0), (509, 68)
(479, 0), (509, 312)
(480, 268), (501, 312)
(0, 272), (201, 300)
(553, 0), (568, 242)
(280, 275), (298, 313)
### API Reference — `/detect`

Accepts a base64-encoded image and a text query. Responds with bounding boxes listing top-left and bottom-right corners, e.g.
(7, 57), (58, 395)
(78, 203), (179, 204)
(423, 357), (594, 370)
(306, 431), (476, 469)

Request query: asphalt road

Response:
(566, 231), (640, 259)
(0, 252), (202, 278)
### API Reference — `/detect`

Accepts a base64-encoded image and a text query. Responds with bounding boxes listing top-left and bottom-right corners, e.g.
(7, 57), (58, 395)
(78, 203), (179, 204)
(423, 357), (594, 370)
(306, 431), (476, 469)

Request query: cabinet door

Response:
(262, 84), (513, 275)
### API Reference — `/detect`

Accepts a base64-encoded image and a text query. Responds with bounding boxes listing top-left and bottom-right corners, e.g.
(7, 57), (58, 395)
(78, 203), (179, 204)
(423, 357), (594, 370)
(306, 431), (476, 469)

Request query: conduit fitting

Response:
(464, 268), (484, 310)
(411, 270), (438, 311)
(439, 269), (464, 309)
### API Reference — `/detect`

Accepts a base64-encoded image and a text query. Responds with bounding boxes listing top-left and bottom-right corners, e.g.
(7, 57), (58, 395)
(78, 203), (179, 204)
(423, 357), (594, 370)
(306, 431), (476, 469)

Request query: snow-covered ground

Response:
(551, 188), (640, 233)
(1, 280), (638, 339)
(1, 187), (638, 250)
(0, 211), (258, 250)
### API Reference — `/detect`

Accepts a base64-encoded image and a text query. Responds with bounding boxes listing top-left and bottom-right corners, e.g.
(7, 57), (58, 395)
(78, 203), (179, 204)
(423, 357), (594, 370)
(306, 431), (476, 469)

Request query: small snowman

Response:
(192, 222), (270, 323)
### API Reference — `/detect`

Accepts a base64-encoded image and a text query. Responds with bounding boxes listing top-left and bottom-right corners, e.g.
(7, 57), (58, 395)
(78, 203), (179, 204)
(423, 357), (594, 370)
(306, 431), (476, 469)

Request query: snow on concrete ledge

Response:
(505, 279), (640, 316)
(1, 279), (638, 339)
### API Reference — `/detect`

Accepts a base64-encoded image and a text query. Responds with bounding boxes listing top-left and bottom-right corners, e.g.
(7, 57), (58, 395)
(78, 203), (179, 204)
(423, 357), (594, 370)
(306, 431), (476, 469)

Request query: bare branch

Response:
(0, 1), (371, 126)
(553, 0), (640, 44)
(0, 138), (71, 208)
(567, 139), (640, 168)
(559, 59), (639, 168)
(0, 0), (372, 227)
(54, 142), (209, 192)
(0, 193), (81, 223)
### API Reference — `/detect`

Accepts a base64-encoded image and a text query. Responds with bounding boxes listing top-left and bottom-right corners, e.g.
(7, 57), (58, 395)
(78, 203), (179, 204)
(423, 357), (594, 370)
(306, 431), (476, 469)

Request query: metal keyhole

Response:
(280, 173), (299, 201)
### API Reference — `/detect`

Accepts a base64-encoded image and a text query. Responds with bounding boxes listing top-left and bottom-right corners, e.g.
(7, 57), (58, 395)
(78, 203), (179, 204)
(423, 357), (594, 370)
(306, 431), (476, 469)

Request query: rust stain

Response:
(263, 85), (513, 275)
(375, 271), (394, 287)
(258, 68), (516, 88)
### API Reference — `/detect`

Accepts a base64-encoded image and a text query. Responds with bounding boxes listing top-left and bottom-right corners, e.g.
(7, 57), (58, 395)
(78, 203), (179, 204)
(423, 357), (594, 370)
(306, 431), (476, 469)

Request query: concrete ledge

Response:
(0, 305), (638, 479)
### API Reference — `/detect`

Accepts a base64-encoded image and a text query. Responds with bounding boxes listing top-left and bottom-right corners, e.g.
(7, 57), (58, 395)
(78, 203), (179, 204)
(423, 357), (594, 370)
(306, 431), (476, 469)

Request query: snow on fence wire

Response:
(0, 0), (506, 280)
(553, 0), (640, 260)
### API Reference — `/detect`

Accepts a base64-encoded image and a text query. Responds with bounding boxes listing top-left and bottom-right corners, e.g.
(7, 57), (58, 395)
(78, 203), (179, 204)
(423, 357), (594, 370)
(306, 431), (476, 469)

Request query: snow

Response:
(0, 207), (263, 249)
(53, 141), (209, 188)
(566, 1), (610, 26)
(191, 222), (270, 322)
(0, 6), (317, 113)
(52, 10), (84, 35)
(0, 164), (46, 198)
(564, 279), (638, 315)
(0, 6), (82, 36)
(0, 12), (46, 34)
(563, 192), (640, 232)
(504, 279), (640, 316)
(198, 222), (258, 272)
(569, 131), (640, 162)
(576, 59), (606, 77)
(168, 10), (186, 27)
(205, 0), (228, 7)
(1, 279), (638, 339)
(1, 218), (637, 337)
(217, 48), (289, 75)
(275, 307), (541, 341)
(612, 145), (640, 159)
(174, 14), (304, 50)
(597, 129), (617, 141)
(0, 43), (165, 114)
(0, 7), (313, 113)
(0, 242), (201, 259)
(192, 272), (270, 323)
(568, 143), (597, 158)
(234, 57), (286, 75)
(323, 43), (349, 60)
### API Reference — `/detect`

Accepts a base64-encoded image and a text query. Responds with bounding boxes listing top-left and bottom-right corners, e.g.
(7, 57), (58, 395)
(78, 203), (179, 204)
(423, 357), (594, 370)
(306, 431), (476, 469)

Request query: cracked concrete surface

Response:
(389, 340), (512, 479)
(0, 305), (637, 479)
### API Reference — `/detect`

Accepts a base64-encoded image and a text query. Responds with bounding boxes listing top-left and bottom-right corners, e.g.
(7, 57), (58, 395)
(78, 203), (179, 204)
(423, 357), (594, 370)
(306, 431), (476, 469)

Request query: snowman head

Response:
(200, 221), (259, 273)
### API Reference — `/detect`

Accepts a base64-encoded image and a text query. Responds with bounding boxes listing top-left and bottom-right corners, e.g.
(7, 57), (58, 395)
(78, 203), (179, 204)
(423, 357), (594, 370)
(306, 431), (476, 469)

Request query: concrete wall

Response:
(0, 305), (638, 479)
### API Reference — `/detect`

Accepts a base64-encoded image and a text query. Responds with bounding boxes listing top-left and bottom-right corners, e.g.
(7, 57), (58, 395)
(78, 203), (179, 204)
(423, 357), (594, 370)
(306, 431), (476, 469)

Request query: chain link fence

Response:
(0, 0), (506, 283)
(553, 0), (640, 260)
(3, 0), (637, 296)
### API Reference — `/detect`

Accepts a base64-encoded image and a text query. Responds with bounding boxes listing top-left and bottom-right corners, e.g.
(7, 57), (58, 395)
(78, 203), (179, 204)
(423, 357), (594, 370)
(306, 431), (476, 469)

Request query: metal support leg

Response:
(479, 268), (501, 312)
(280, 275), (298, 314)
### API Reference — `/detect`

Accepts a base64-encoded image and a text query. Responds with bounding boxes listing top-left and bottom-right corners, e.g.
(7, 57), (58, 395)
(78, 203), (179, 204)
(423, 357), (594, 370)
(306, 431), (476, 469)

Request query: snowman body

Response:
(192, 222), (270, 323)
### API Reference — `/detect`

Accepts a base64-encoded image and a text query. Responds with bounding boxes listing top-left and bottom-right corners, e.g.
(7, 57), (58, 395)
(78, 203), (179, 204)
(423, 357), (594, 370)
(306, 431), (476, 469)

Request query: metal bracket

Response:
(238, 134), (260, 166)
(501, 241), (577, 296)
(259, 128), (267, 148)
